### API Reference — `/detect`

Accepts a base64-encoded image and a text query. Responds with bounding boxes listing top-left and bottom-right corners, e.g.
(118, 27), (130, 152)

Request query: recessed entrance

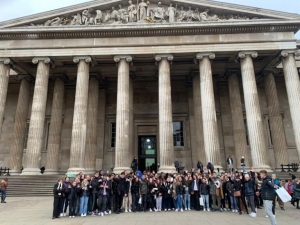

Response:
(138, 136), (157, 172)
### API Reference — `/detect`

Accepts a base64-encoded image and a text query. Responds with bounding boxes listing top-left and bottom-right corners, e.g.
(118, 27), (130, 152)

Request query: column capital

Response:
(238, 51), (258, 59)
(155, 54), (174, 62)
(51, 74), (69, 83)
(114, 55), (132, 63)
(195, 53), (215, 61)
(281, 50), (300, 58)
(0, 58), (11, 65)
(32, 57), (54, 68)
(73, 56), (92, 64)
(16, 74), (34, 83)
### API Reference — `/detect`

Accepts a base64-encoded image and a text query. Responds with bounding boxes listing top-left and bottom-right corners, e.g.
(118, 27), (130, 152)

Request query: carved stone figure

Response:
(109, 7), (119, 22)
(44, 17), (63, 26)
(70, 13), (82, 25)
(82, 8), (94, 25)
(128, 0), (137, 22)
(192, 8), (200, 21)
(118, 4), (128, 23)
(138, 0), (148, 21)
(166, 3), (177, 23)
(177, 6), (187, 22)
(150, 2), (165, 22)
(199, 9), (209, 21)
(94, 10), (103, 25)
(186, 6), (193, 22)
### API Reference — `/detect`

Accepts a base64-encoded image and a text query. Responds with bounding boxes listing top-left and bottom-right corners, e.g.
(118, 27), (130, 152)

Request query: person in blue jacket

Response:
(271, 174), (285, 214)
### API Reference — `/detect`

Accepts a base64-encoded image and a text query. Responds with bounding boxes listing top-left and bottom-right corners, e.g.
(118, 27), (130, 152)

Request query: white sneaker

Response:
(175, 209), (178, 212)
(232, 210), (235, 213)
(81, 214), (84, 217)
(203, 209), (206, 212)
(154, 208), (157, 212)
(84, 213), (87, 217)
(125, 210), (128, 213)
(101, 212), (104, 217)
(168, 209), (171, 211)
(69, 216), (72, 218)
(150, 209), (152, 212)
(185, 208), (187, 211)
(164, 209), (167, 211)
(265, 215), (268, 218)
(109, 210), (111, 214)
(181, 209), (183, 212)
(60, 213), (63, 217)
(224, 208), (227, 211)
(72, 216), (75, 218)
(63, 213), (66, 216)
(129, 209), (132, 212)
(207, 209), (210, 212)
(250, 213), (257, 218)
(188, 208), (191, 211)
(104, 211), (108, 215)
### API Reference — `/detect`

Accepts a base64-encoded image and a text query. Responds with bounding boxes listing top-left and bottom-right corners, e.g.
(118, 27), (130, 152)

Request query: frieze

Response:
(26, 1), (257, 27)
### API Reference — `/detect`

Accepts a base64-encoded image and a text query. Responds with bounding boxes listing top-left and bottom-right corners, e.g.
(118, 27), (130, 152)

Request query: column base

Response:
(21, 168), (42, 175)
(9, 169), (21, 175)
(158, 166), (176, 174)
(83, 168), (97, 175)
(67, 167), (85, 177)
(252, 165), (273, 173)
(44, 169), (60, 175)
(113, 167), (131, 174)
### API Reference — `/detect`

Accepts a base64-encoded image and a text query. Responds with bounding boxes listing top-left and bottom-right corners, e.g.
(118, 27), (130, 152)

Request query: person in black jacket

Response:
(189, 174), (200, 211)
(131, 157), (138, 174)
(52, 178), (65, 219)
(68, 181), (80, 218)
(243, 168), (256, 217)
(257, 170), (278, 225)
(200, 178), (210, 211)
(118, 172), (128, 213)
(98, 174), (110, 216)
(131, 177), (140, 212)
(90, 172), (100, 216)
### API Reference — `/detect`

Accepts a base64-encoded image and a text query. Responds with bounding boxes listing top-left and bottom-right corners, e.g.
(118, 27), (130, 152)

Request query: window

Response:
(243, 119), (250, 146)
(110, 122), (116, 148)
(173, 122), (184, 147)
(23, 121), (30, 150)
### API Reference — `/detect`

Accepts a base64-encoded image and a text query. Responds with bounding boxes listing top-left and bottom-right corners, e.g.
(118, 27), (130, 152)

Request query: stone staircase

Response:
(0, 175), (62, 197)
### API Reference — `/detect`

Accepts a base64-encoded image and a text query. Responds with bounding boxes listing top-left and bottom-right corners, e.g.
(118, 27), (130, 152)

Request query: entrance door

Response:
(138, 136), (157, 172)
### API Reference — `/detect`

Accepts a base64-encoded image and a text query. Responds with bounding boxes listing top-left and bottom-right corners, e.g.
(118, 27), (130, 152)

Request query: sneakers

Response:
(203, 209), (206, 212)
(164, 209), (167, 211)
(109, 210), (112, 214)
(81, 214), (84, 217)
(72, 216), (75, 218)
(207, 209), (210, 212)
(168, 209), (171, 211)
(188, 208), (191, 211)
(175, 209), (178, 212)
(150, 209), (153, 212)
(104, 211), (108, 215)
(250, 212), (257, 218)
(265, 215), (268, 218)
(280, 207), (285, 211)
(223, 208), (227, 211)
(125, 210), (128, 213)
(100, 212), (104, 217)
(185, 208), (187, 211)
(60, 213), (63, 217)
(180, 209), (183, 212)
(69, 216), (72, 218)
(232, 210), (235, 213)
(129, 209), (132, 212)
(83, 213), (87, 217)
(154, 208), (158, 212)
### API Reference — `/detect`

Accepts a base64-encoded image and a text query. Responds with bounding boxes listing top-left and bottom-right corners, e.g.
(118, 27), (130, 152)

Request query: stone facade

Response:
(0, 0), (300, 174)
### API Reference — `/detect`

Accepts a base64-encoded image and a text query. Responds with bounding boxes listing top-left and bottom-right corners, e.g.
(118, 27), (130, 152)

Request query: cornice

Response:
(0, 20), (299, 40)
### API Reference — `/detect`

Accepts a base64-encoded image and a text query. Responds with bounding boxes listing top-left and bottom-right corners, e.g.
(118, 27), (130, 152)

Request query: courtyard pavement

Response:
(0, 197), (299, 225)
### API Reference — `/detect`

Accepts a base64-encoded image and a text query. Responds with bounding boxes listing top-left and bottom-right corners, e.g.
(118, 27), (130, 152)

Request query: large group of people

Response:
(51, 158), (300, 225)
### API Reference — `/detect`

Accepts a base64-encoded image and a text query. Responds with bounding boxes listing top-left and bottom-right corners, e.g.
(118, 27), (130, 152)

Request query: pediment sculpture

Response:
(28, 1), (257, 27)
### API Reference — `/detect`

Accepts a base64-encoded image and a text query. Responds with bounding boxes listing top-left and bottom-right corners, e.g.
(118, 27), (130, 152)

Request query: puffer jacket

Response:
(293, 183), (300, 200)
(261, 176), (276, 200)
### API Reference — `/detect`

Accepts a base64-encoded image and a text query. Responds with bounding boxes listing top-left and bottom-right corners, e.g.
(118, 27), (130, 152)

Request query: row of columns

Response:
(0, 49), (299, 175)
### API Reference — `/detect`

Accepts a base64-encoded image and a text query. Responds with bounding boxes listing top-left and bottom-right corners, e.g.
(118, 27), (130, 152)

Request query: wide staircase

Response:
(0, 175), (62, 197)
(1, 172), (300, 197)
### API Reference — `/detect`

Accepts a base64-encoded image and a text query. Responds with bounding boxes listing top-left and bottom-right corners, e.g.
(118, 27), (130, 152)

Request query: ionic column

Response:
(281, 50), (300, 162)
(129, 76), (134, 165)
(45, 75), (66, 174)
(9, 76), (32, 175)
(113, 55), (132, 174)
(84, 75), (99, 174)
(227, 72), (250, 169)
(195, 53), (223, 170)
(155, 54), (176, 173)
(22, 57), (52, 175)
(237, 52), (271, 171)
(264, 71), (289, 168)
(192, 74), (205, 164)
(0, 58), (11, 136)
(68, 56), (91, 174)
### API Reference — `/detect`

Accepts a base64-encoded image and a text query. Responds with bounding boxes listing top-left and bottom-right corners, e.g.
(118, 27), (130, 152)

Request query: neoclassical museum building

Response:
(0, 0), (300, 175)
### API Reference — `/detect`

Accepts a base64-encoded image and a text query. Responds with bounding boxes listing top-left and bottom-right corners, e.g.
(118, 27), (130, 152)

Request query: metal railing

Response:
(279, 163), (299, 172)
(0, 167), (10, 176)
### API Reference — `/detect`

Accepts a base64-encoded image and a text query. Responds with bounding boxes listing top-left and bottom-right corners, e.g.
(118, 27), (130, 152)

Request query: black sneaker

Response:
(280, 207), (285, 211)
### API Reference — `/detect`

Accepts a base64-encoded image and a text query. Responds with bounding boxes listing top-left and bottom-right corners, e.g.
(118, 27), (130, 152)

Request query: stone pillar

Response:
(281, 50), (300, 162)
(195, 53), (223, 170)
(264, 72), (289, 168)
(237, 52), (271, 171)
(0, 58), (11, 136)
(68, 56), (91, 174)
(84, 76), (99, 174)
(22, 57), (52, 175)
(9, 76), (32, 175)
(45, 75), (66, 174)
(129, 76), (134, 165)
(155, 54), (176, 173)
(192, 74), (206, 164)
(228, 72), (250, 169)
(113, 55), (132, 174)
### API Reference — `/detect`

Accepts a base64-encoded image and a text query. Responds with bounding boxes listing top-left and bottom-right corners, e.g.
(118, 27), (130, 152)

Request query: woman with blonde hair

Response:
(79, 178), (90, 217)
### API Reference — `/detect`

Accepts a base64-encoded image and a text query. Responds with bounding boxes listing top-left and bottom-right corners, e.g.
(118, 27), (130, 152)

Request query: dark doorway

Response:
(138, 136), (157, 172)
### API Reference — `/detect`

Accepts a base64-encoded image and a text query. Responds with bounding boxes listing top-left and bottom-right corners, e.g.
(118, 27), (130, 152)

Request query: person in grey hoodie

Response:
(139, 174), (148, 212)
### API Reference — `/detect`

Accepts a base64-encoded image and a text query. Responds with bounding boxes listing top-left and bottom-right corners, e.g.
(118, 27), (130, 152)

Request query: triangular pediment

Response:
(1, 0), (300, 29)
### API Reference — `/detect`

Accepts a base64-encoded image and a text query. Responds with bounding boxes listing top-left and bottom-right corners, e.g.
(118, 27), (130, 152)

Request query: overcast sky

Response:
(0, 0), (299, 37)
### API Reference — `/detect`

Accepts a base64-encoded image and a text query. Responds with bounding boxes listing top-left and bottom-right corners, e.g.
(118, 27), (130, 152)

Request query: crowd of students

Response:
(51, 160), (300, 225)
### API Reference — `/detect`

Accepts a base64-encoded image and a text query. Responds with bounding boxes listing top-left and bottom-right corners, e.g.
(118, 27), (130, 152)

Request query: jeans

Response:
(80, 196), (89, 214)
(246, 195), (256, 213)
(1, 190), (6, 197)
(242, 166), (246, 173)
(141, 194), (147, 211)
(69, 198), (77, 217)
(230, 195), (237, 210)
(98, 195), (108, 213)
(131, 193), (139, 211)
(202, 194), (210, 210)
(176, 195), (182, 210)
(184, 192), (190, 209)
(264, 200), (277, 225)
(156, 196), (162, 210)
